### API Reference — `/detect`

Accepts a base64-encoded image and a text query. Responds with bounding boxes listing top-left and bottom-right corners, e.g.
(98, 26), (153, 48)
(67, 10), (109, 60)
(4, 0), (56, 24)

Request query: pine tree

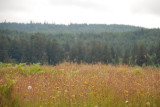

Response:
(123, 49), (129, 64)
(137, 44), (147, 66)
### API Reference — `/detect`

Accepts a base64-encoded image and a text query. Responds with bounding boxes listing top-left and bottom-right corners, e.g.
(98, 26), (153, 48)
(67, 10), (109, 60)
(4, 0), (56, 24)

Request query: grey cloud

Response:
(0, 0), (35, 12)
(0, 0), (105, 13)
(132, 0), (160, 16)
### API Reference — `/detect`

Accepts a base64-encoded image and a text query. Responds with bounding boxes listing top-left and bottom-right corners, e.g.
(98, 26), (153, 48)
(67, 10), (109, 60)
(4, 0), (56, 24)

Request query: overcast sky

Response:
(0, 0), (160, 28)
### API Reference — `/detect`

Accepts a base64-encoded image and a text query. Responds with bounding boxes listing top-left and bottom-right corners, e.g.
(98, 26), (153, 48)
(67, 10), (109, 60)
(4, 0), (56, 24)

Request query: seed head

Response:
(28, 86), (32, 90)
(125, 100), (128, 104)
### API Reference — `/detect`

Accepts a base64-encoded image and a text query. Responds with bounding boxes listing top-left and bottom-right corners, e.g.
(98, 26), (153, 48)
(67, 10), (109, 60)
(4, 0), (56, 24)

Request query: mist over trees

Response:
(0, 23), (160, 66)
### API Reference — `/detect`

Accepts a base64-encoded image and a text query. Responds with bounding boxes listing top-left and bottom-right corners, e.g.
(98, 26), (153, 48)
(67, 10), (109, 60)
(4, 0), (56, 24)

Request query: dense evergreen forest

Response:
(0, 22), (160, 66)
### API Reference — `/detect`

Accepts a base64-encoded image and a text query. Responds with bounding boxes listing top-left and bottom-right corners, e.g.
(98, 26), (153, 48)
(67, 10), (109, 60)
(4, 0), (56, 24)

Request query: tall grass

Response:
(0, 62), (160, 107)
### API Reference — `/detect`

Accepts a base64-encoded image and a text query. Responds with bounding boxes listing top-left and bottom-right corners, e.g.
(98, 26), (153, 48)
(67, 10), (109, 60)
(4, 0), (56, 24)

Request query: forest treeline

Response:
(0, 22), (141, 33)
(0, 23), (160, 66)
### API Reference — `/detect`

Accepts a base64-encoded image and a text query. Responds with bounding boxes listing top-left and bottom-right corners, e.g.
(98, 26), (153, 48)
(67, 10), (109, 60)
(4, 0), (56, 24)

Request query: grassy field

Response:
(0, 62), (160, 107)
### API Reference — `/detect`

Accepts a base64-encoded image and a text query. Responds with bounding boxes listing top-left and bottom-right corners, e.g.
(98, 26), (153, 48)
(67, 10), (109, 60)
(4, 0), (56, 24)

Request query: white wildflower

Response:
(28, 86), (32, 90)
(125, 100), (128, 104)
(65, 90), (68, 93)
(146, 102), (150, 107)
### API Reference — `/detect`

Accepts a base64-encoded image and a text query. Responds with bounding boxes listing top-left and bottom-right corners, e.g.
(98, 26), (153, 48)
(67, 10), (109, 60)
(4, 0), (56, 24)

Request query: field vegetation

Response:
(0, 62), (160, 107)
(1, 9), (160, 107)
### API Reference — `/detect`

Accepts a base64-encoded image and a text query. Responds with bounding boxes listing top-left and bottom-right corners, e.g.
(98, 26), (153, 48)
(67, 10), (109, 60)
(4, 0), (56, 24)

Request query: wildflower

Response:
(146, 92), (150, 95)
(10, 71), (12, 73)
(56, 87), (59, 89)
(43, 91), (46, 93)
(146, 102), (150, 107)
(125, 100), (128, 104)
(72, 95), (75, 97)
(90, 77), (94, 78)
(28, 86), (32, 90)
(137, 90), (140, 94)
(124, 90), (128, 93)
(84, 81), (88, 84)
(65, 89), (68, 93)
(71, 85), (75, 87)
(66, 85), (69, 86)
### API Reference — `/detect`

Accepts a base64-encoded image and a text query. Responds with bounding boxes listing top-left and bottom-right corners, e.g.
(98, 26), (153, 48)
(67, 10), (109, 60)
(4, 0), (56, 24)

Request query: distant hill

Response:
(0, 23), (160, 65)
(0, 22), (143, 33)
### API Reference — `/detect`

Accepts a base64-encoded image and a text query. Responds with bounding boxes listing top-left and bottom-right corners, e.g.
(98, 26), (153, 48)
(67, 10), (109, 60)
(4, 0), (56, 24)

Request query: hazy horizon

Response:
(0, 0), (160, 28)
(0, 21), (146, 28)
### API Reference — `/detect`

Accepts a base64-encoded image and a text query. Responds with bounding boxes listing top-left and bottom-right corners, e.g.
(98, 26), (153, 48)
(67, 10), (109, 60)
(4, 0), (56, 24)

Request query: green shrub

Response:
(0, 80), (20, 107)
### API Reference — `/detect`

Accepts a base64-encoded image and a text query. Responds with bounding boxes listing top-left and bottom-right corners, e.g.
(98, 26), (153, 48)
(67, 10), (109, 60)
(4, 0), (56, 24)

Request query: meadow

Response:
(0, 62), (160, 107)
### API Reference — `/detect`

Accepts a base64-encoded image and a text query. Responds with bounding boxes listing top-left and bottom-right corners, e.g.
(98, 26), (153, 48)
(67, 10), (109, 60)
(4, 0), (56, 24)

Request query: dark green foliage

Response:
(123, 49), (130, 64)
(136, 44), (147, 66)
(155, 42), (160, 66)
(0, 23), (160, 66)
(102, 44), (110, 64)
